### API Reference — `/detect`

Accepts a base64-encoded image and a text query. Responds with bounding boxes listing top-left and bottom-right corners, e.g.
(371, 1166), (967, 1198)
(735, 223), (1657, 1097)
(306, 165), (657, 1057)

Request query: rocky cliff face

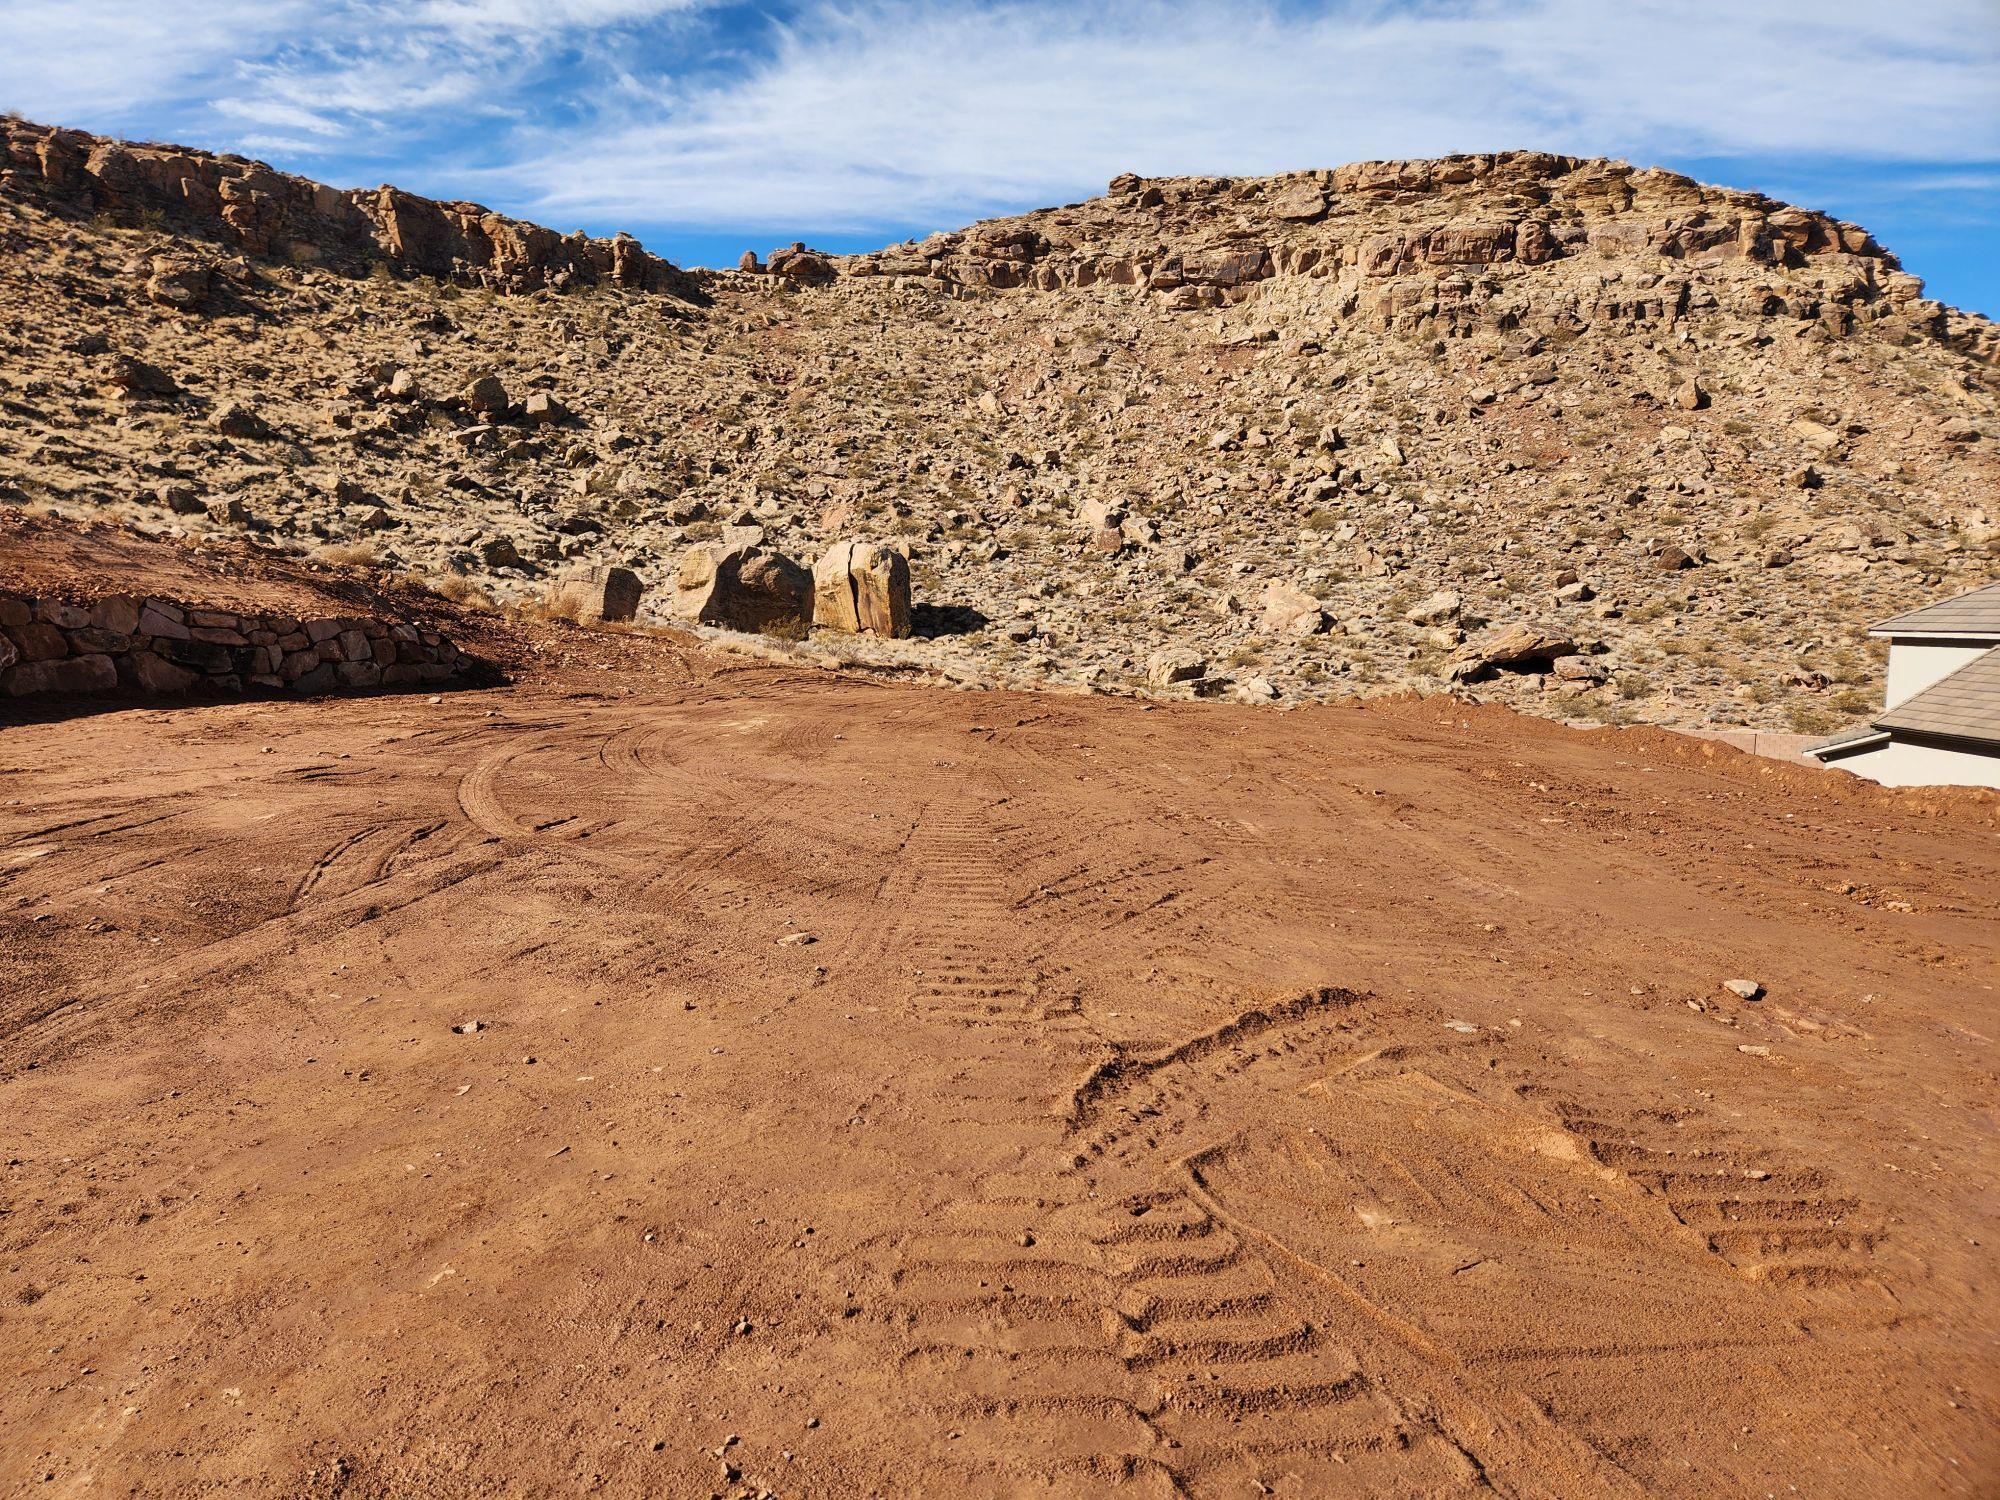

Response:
(1, 119), (701, 298)
(2, 122), (1996, 734)
(837, 153), (1995, 366)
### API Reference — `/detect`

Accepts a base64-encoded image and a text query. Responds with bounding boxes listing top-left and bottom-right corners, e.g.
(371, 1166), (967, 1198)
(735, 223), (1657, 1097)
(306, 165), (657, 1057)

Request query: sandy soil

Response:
(2, 630), (1996, 1497)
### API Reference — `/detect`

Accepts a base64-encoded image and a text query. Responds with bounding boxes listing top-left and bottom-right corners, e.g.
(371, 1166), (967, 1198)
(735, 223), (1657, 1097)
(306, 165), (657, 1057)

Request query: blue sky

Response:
(5, 1), (1997, 313)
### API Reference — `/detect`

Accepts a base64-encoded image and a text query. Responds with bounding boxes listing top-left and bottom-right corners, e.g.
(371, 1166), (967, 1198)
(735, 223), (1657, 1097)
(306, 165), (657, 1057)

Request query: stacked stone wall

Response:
(0, 590), (472, 699)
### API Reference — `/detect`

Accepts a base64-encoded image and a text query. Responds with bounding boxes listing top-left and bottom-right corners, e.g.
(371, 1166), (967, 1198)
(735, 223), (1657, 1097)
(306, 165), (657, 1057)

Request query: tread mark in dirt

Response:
(1553, 1100), (1894, 1298)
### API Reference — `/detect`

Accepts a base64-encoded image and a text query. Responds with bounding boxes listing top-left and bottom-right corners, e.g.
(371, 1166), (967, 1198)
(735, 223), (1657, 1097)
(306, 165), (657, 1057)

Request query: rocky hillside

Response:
(3, 118), (1996, 731)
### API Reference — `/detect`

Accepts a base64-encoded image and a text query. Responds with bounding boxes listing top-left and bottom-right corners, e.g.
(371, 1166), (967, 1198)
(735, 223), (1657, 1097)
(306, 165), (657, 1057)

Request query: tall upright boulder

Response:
(668, 535), (810, 632)
(547, 564), (643, 624)
(812, 541), (913, 638)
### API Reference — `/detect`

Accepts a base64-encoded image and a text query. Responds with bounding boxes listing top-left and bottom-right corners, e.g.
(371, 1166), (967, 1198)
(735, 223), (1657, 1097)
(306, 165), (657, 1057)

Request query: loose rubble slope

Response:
(3, 120), (1996, 730)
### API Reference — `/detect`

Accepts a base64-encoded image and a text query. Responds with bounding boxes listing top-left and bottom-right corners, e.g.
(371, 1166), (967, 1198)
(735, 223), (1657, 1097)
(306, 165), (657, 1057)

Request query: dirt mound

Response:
(2, 634), (1994, 1495)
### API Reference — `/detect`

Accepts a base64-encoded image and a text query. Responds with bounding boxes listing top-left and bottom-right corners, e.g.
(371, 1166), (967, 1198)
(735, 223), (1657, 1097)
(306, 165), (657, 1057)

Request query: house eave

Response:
(1805, 729), (1890, 762)
(1868, 629), (2000, 644)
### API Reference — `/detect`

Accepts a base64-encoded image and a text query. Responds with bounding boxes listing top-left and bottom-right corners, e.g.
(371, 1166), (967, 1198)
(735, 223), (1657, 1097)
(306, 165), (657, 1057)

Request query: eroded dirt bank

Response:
(2, 633), (1995, 1497)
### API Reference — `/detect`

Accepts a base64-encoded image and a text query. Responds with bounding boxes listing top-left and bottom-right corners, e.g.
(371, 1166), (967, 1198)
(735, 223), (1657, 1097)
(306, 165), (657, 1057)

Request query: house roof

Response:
(1873, 644), (2000, 748)
(1872, 580), (2000, 639)
(1805, 724), (1888, 759)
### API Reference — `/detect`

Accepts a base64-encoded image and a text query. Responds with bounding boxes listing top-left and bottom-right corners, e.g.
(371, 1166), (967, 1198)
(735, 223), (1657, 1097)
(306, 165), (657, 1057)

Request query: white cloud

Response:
(491, 0), (2000, 230)
(1, 0), (1994, 233)
(0, 0), (706, 151)
(0, 0), (314, 126)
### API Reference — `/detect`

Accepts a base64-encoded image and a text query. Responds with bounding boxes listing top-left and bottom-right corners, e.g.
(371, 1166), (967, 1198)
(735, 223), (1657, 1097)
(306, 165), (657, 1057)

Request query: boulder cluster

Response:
(0, 590), (471, 698)
(664, 532), (913, 638)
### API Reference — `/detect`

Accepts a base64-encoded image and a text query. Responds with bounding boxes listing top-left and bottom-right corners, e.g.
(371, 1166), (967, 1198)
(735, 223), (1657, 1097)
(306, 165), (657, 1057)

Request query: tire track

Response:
(1554, 1100), (1895, 1299)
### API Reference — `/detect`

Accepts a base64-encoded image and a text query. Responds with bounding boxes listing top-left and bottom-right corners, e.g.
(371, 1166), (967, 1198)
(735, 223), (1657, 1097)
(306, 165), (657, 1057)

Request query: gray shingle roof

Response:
(1874, 644), (2000, 748)
(1806, 724), (1887, 757)
(1872, 580), (2000, 638)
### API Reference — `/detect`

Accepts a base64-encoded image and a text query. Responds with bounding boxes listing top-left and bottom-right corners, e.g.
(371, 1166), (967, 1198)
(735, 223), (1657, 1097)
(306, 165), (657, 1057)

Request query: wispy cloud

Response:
(1, 0), (1995, 234)
(493, 0), (2000, 229)
(0, 0), (709, 154)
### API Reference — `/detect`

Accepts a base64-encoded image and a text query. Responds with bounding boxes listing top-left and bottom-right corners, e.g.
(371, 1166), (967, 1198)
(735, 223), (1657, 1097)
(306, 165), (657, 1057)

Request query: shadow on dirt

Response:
(0, 663), (505, 727)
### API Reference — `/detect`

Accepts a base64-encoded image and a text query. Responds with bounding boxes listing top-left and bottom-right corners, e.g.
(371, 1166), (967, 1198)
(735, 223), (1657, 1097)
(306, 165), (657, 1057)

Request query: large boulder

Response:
(1259, 581), (1328, 636)
(669, 537), (810, 632)
(1447, 624), (1577, 682)
(1147, 647), (1207, 687)
(811, 541), (912, 638)
(145, 253), (215, 310)
(1406, 588), (1462, 626)
(546, 564), (643, 624)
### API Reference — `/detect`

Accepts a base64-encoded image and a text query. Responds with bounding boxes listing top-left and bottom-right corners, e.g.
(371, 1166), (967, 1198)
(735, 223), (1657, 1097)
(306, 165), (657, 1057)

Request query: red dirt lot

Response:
(2, 629), (1996, 1498)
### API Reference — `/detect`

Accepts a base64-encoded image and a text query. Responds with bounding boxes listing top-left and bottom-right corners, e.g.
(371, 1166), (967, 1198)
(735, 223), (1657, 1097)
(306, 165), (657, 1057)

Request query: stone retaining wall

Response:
(0, 591), (472, 699)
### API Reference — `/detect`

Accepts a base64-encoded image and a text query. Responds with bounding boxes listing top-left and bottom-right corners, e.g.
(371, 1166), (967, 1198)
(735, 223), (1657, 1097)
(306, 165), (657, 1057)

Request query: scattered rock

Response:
(102, 354), (179, 398)
(464, 374), (511, 417)
(1407, 588), (1462, 626)
(1259, 581), (1328, 636)
(1552, 654), (1607, 683)
(522, 391), (568, 425)
(144, 253), (214, 311)
(211, 402), (270, 440)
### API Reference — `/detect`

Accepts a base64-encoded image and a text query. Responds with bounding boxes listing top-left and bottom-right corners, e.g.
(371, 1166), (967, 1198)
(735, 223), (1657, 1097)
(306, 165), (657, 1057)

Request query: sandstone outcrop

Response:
(546, 564), (643, 624)
(668, 536), (811, 632)
(834, 152), (1992, 366)
(0, 120), (700, 298)
(812, 541), (912, 638)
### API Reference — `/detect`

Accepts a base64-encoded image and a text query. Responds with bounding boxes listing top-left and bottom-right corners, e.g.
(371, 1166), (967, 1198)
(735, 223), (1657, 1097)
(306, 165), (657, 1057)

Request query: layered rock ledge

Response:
(1, 119), (701, 299)
(833, 153), (1996, 364)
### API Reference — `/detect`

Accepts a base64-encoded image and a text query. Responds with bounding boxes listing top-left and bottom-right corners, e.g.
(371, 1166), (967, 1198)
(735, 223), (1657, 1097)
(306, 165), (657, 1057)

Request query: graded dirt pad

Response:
(1, 633), (1995, 1497)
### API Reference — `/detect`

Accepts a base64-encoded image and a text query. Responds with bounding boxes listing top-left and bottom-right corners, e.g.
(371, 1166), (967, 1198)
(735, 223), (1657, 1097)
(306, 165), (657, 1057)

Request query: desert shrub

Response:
(429, 574), (499, 611)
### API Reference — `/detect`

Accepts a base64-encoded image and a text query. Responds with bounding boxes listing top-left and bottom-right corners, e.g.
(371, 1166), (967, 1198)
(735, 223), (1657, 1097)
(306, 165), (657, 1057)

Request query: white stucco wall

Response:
(1824, 737), (2000, 790)
(1884, 639), (1992, 708)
